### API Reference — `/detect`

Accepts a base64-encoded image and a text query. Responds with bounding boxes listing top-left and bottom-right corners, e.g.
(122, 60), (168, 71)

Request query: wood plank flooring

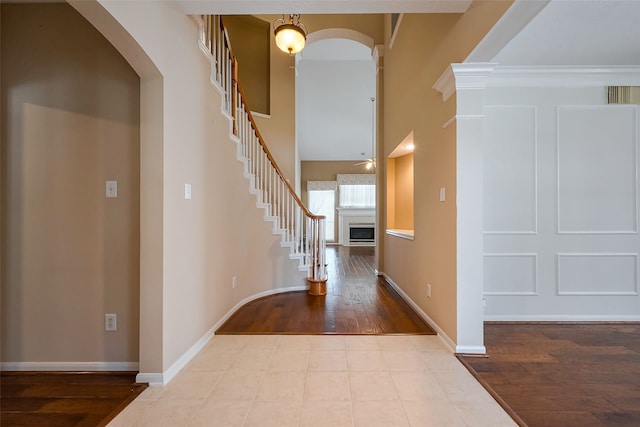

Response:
(217, 246), (436, 335)
(0, 372), (146, 427)
(459, 323), (640, 427)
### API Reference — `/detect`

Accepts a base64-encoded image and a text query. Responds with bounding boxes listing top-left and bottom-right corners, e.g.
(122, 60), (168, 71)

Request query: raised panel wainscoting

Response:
(483, 74), (640, 321)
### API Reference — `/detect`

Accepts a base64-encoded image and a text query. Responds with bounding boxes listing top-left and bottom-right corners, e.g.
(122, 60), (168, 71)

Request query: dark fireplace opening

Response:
(350, 225), (375, 242)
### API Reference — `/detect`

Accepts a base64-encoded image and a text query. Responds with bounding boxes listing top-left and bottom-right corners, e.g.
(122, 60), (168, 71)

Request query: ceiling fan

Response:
(355, 157), (376, 170)
(355, 97), (376, 171)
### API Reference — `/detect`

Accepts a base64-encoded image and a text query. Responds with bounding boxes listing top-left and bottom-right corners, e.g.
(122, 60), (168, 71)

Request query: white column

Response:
(434, 63), (495, 354)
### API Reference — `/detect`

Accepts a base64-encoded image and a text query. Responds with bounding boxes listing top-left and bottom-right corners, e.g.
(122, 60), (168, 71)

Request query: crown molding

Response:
(434, 64), (640, 101)
(432, 63), (497, 102)
(487, 66), (640, 87)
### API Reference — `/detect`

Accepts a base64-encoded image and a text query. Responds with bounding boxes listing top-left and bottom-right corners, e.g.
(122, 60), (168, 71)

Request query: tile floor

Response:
(108, 335), (516, 427)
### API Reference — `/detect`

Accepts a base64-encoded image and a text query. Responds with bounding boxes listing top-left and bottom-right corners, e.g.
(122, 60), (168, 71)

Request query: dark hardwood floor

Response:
(459, 323), (640, 427)
(0, 372), (146, 427)
(217, 245), (436, 335)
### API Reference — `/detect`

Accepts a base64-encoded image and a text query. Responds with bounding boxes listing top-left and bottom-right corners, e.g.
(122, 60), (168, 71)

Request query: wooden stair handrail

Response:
(234, 82), (323, 221)
(218, 16), (323, 221)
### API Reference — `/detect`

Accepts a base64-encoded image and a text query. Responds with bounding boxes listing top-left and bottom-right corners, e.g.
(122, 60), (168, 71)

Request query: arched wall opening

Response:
(296, 29), (380, 250)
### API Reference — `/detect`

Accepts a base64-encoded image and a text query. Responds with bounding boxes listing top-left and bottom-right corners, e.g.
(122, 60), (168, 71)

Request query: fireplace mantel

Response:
(337, 207), (375, 246)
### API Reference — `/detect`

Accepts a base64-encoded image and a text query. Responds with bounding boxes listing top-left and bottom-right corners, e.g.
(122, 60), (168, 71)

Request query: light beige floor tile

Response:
(345, 335), (379, 351)
(186, 350), (237, 372)
(107, 400), (153, 427)
(376, 335), (415, 351)
(114, 335), (516, 427)
(131, 399), (203, 426)
(205, 335), (247, 352)
(346, 350), (387, 371)
(228, 349), (273, 371)
(383, 351), (429, 372)
(243, 401), (302, 427)
(269, 349), (310, 372)
(135, 386), (166, 401)
(310, 335), (346, 350)
(402, 399), (466, 427)
(433, 370), (493, 404)
(422, 351), (469, 373)
(407, 335), (448, 351)
(241, 335), (281, 350)
(454, 400), (518, 427)
(349, 371), (399, 401)
(352, 401), (409, 427)
(187, 400), (252, 426)
(304, 372), (351, 401)
(299, 401), (353, 427)
(391, 371), (448, 401)
(256, 371), (306, 401)
(308, 350), (348, 372)
(278, 335), (313, 350)
(161, 371), (220, 401)
(209, 368), (264, 401)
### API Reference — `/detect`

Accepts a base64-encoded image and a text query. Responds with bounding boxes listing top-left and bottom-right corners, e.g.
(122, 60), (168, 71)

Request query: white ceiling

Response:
(177, 0), (472, 14)
(492, 0), (640, 66)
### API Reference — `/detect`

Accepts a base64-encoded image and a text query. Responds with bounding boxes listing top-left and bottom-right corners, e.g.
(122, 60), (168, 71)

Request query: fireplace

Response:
(337, 207), (375, 246)
(349, 223), (375, 244)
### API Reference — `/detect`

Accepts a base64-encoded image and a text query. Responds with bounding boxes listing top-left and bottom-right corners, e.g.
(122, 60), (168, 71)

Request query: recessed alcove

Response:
(386, 131), (414, 240)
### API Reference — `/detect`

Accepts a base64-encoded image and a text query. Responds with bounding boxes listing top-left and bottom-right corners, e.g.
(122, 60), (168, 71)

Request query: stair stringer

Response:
(204, 62), (309, 274)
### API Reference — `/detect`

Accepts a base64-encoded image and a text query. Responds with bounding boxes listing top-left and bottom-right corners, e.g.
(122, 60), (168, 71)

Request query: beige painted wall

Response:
(73, 0), (307, 377)
(1, 3), (140, 364)
(382, 2), (512, 343)
(223, 15), (270, 115)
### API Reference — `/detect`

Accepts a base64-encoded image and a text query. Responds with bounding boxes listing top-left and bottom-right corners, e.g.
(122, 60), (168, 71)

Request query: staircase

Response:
(195, 15), (327, 293)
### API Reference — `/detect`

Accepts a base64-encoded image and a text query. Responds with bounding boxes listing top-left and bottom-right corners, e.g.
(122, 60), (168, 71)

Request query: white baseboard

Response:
(484, 314), (640, 322)
(455, 345), (487, 354)
(136, 373), (164, 387)
(136, 285), (309, 387)
(379, 272), (457, 354)
(1, 361), (138, 372)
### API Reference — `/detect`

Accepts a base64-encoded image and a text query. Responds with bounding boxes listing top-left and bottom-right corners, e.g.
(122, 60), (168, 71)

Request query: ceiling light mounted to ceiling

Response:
(273, 14), (307, 55)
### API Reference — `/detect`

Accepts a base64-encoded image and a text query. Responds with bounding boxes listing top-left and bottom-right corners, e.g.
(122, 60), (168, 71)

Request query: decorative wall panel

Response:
(484, 253), (538, 295)
(557, 106), (637, 234)
(484, 107), (537, 234)
(557, 253), (638, 295)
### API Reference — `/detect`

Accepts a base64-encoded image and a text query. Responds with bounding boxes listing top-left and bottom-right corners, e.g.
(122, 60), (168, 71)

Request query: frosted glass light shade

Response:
(274, 24), (306, 54)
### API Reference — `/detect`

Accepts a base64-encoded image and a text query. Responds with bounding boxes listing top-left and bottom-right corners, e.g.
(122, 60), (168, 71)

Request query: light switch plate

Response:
(185, 183), (192, 200)
(439, 187), (445, 202)
(106, 180), (118, 198)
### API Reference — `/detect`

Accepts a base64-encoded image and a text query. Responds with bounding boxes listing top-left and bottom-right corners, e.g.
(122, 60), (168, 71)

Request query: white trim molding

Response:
(433, 63), (497, 102)
(435, 65), (640, 100)
(2, 361), (139, 372)
(485, 314), (640, 322)
(380, 272), (461, 354)
(487, 66), (640, 88)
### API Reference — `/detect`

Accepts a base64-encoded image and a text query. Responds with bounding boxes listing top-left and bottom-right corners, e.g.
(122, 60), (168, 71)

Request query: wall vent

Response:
(607, 86), (640, 104)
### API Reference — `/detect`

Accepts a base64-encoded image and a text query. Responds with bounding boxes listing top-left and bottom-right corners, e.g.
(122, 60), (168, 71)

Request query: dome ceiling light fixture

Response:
(273, 14), (307, 55)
